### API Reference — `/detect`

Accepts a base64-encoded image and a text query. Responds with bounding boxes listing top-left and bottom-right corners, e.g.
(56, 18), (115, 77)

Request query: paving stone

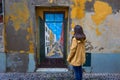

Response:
(0, 72), (120, 80)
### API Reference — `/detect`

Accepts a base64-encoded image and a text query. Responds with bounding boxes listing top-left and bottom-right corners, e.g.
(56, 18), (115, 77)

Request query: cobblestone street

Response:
(0, 72), (120, 80)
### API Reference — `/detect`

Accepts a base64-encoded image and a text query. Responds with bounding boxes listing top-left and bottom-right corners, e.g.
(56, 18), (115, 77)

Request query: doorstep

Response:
(36, 68), (68, 72)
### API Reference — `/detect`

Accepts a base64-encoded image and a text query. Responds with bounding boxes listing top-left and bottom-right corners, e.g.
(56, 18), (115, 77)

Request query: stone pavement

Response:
(0, 72), (120, 80)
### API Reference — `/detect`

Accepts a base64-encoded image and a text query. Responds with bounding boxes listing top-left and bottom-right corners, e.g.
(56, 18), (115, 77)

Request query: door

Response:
(38, 11), (68, 68)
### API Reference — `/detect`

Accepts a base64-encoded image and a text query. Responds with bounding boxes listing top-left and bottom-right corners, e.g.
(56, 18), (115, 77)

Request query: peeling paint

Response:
(27, 27), (32, 34)
(92, 1), (112, 25)
(70, 31), (74, 35)
(29, 41), (34, 53)
(27, 26), (34, 53)
(5, 1), (35, 53)
(26, 35), (30, 40)
(71, 22), (75, 28)
(95, 27), (102, 36)
(71, 0), (86, 19)
(20, 50), (25, 53)
(87, 0), (92, 2)
(85, 40), (94, 52)
(70, 22), (75, 35)
(48, 0), (54, 3)
(9, 3), (30, 31)
(4, 0), (120, 54)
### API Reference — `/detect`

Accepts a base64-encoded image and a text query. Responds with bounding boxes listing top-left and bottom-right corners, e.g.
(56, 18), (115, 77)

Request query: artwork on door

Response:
(44, 13), (64, 58)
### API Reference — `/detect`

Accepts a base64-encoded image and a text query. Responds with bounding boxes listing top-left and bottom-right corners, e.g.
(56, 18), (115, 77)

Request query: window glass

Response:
(55, 14), (63, 21)
(45, 14), (54, 21)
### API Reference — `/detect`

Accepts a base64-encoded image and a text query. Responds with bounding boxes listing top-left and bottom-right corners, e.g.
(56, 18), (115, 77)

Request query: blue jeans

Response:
(73, 66), (82, 80)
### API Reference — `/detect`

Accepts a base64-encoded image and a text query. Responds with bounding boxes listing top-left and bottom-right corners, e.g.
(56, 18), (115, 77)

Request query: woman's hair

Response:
(74, 25), (86, 41)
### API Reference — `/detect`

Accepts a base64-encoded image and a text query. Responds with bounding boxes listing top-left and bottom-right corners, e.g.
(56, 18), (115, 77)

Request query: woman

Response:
(67, 25), (86, 80)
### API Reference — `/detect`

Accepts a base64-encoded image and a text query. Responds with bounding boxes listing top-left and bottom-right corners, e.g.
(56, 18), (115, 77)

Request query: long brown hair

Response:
(74, 25), (86, 41)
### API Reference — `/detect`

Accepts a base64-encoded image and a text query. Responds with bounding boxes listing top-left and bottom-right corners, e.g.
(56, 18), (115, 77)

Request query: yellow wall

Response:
(5, 0), (120, 53)
(70, 0), (120, 53)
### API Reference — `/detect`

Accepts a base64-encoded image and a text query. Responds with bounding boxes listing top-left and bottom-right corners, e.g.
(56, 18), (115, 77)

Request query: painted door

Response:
(39, 12), (67, 68)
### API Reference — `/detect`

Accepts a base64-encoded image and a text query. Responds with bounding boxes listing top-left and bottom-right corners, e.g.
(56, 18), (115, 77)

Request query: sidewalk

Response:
(0, 72), (120, 80)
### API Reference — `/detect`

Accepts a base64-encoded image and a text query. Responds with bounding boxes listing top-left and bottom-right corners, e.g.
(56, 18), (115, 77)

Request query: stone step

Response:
(36, 68), (68, 72)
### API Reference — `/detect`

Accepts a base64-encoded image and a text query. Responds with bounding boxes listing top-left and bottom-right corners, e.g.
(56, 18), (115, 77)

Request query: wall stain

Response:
(29, 41), (34, 53)
(48, 0), (54, 3)
(95, 27), (101, 36)
(70, 22), (75, 35)
(26, 19), (34, 53)
(71, 0), (86, 19)
(5, 17), (29, 52)
(85, 40), (94, 52)
(5, 1), (34, 53)
(87, 0), (92, 2)
(86, 40), (104, 52)
(71, 22), (75, 28)
(99, 47), (104, 51)
(92, 1), (112, 25)
(9, 2), (30, 31)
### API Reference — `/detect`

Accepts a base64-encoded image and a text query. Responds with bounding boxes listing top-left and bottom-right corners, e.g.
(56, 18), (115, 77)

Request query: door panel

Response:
(63, 18), (68, 62)
(39, 17), (45, 62)
(38, 12), (68, 68)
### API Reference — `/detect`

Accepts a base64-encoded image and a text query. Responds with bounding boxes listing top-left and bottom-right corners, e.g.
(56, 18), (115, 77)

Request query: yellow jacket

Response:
(67, 37), (86, 66)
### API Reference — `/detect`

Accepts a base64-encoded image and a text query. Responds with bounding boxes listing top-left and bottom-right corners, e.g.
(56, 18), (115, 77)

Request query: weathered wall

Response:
(34, 0), (70, 6)
(69, 0), (120, 72)
(0, 24), (4, 52)
(34, 0), (120, 53)
(5, 0), (34, 53)
(34, 0), (120, 73)
(0, 0), (5, 72)
(4, 0), (36, 72)
(0, 53), (6, 72)
(7, 53), (28, 72)
(2, 0), (120, 72)
(70, 0), (120, 53)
